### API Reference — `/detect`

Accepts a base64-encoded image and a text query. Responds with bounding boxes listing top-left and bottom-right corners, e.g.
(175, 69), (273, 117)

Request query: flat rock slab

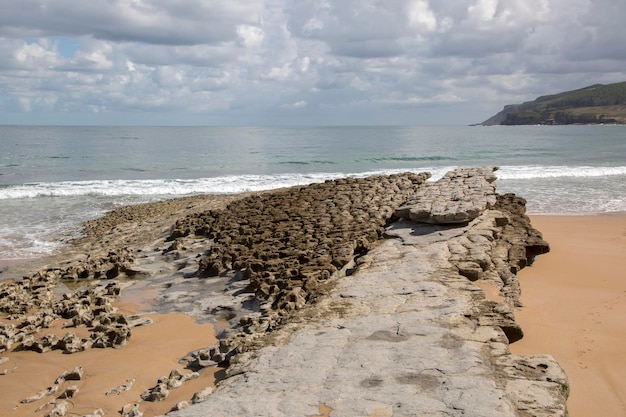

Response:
(395, 167), (498, 224)
(170, 219), (567, 417)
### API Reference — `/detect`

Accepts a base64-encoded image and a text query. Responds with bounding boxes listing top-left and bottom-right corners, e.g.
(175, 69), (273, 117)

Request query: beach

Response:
(0, 194), (237, 417)
(513, 215), (626, 417)
(0, 172), (621, 416)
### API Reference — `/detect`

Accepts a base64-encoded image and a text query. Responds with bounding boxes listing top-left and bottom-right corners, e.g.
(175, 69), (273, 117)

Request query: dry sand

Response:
(512, 215), (626, 417)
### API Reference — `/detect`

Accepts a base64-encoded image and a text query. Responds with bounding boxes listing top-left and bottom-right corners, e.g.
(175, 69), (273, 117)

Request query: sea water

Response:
(1, 125), (625, 259)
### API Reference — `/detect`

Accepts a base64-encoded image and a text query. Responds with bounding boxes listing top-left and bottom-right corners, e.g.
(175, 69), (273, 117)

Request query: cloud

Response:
(0, 0), (625, 125)
(0, 0), (264, 45)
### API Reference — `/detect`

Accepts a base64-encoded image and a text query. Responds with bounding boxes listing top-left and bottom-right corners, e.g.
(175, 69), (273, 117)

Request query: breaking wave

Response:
(1, 165), (624, 200)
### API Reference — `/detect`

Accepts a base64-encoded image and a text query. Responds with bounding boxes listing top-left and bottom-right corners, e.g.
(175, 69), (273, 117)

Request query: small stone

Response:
(191, 386), (214, 404)
(170, 401), (190, 412)
(140, 383), (169, 402)
(55, 366), (84, 384)
(121, 403), (143, 417)
(44, 400), (69, 417)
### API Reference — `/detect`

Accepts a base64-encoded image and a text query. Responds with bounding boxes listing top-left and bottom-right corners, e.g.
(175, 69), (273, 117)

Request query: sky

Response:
(0, 0), (625, 126)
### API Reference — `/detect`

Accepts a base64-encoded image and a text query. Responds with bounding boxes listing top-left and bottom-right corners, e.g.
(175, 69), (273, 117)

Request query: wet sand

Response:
(512, 215), (626, 417)
(0, 193), (244, 417)
(1, 303), (220, 417)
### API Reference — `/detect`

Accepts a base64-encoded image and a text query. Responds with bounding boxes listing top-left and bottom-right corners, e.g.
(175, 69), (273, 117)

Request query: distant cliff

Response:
(480, 82), (626, 125)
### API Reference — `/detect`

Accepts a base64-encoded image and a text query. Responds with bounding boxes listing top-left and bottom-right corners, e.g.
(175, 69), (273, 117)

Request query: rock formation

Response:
(162, 168), (564, 417)
(0, 168), (567, 417)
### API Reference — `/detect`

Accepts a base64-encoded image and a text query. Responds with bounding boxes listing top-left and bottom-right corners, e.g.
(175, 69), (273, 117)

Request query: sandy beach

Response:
(1, 176), (619, 416)
(0, 194), (237, 417)
(513, 215), (626, 417)
(1, 304), (220, 417)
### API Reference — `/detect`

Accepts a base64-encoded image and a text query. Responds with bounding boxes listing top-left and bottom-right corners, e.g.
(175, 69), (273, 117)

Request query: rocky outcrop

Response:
(0, 277), (151, 357)
(162, 168), (565, 417)
(168, 173), (430, 338)
(1, 169), (564, 417)
(169, 185), (566, 417)
(394, 166), (498, 224)
(139, 369), (199, 402)
(19, 366), (84, 416)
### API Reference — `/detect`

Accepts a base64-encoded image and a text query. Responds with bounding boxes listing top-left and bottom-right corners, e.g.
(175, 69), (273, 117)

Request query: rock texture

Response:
(394, 166), (498, 224)
(166, 172), (430, 351)
(1, 168), (565, 417)
(168, 168), (565, 417)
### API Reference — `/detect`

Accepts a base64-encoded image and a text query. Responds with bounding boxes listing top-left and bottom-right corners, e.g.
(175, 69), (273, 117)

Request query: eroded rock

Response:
(395, 167), (499, 224)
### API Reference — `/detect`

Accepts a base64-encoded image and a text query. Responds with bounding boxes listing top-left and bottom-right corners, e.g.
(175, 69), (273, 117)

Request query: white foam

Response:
(496, 165), (626, 180)
(2, 166), (623, 200)
(0, 170), (423, 199)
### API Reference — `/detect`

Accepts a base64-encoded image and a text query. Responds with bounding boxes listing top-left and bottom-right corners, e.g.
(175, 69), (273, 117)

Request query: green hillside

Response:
(480, 82), (626, 125)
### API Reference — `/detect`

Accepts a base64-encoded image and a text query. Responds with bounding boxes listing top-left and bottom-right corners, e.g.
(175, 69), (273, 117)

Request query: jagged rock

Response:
(56, 385), (78, 399)
(190, 386), (213, 404)
(106, 379), (135, 396)
(21, 385), (58, 403)
(91, 315), (131, 349)
(163, 369), (199, 388)
(1, 323), (17, 337)
(498, 354), (569, 417)
(44, 400), (70, 417)
(19, 333), (59, 353)
(140, 383), (169, 402)
(121, 403), (143, 417)
(185, 346), (224, 370)
(141, 369), (199, 402)
(395, 167), (499, 224)
(170, 172), (430, 342)
(170, 401), (191, 412)
(57, 249), (136, 281)
(55, 366), (84, 384)
(55, 332), (88, 354)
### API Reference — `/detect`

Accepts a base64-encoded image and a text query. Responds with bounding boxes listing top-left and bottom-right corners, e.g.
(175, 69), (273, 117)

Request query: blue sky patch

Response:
(54, 37), (82, 58)
(24, 37), (82, 58)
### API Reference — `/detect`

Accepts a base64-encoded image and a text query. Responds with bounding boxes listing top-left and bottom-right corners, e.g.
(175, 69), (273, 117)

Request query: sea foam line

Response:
(1, 165), (624, 199)
(496, 165), (626, 180)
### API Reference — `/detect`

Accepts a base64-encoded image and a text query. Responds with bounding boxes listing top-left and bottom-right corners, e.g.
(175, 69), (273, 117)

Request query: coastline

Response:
(0, 193), (239, 416)
(0, 179), (620, 416)
(513, 214), (626, 417)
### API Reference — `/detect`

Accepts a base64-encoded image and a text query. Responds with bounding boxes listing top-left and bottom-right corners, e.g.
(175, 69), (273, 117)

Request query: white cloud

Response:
(407, 0), (438, 32)
(237, 25), (265, 48)
(0, 0), (624, 125)
(282, 100), (307, 109)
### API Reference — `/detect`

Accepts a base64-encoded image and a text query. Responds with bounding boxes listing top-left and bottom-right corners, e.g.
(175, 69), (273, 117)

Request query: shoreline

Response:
(0, 180), (620, 416)
(0, 193), (240, 416)
(513, 214), (626, 417)
(3, 210), (624, 271)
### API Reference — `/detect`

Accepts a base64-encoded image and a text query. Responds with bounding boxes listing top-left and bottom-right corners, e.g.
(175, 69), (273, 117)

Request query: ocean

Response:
(1, 125), (625, 260)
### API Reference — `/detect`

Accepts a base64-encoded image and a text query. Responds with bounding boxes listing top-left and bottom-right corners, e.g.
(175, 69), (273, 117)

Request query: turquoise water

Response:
(1, 125), (625, 259)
